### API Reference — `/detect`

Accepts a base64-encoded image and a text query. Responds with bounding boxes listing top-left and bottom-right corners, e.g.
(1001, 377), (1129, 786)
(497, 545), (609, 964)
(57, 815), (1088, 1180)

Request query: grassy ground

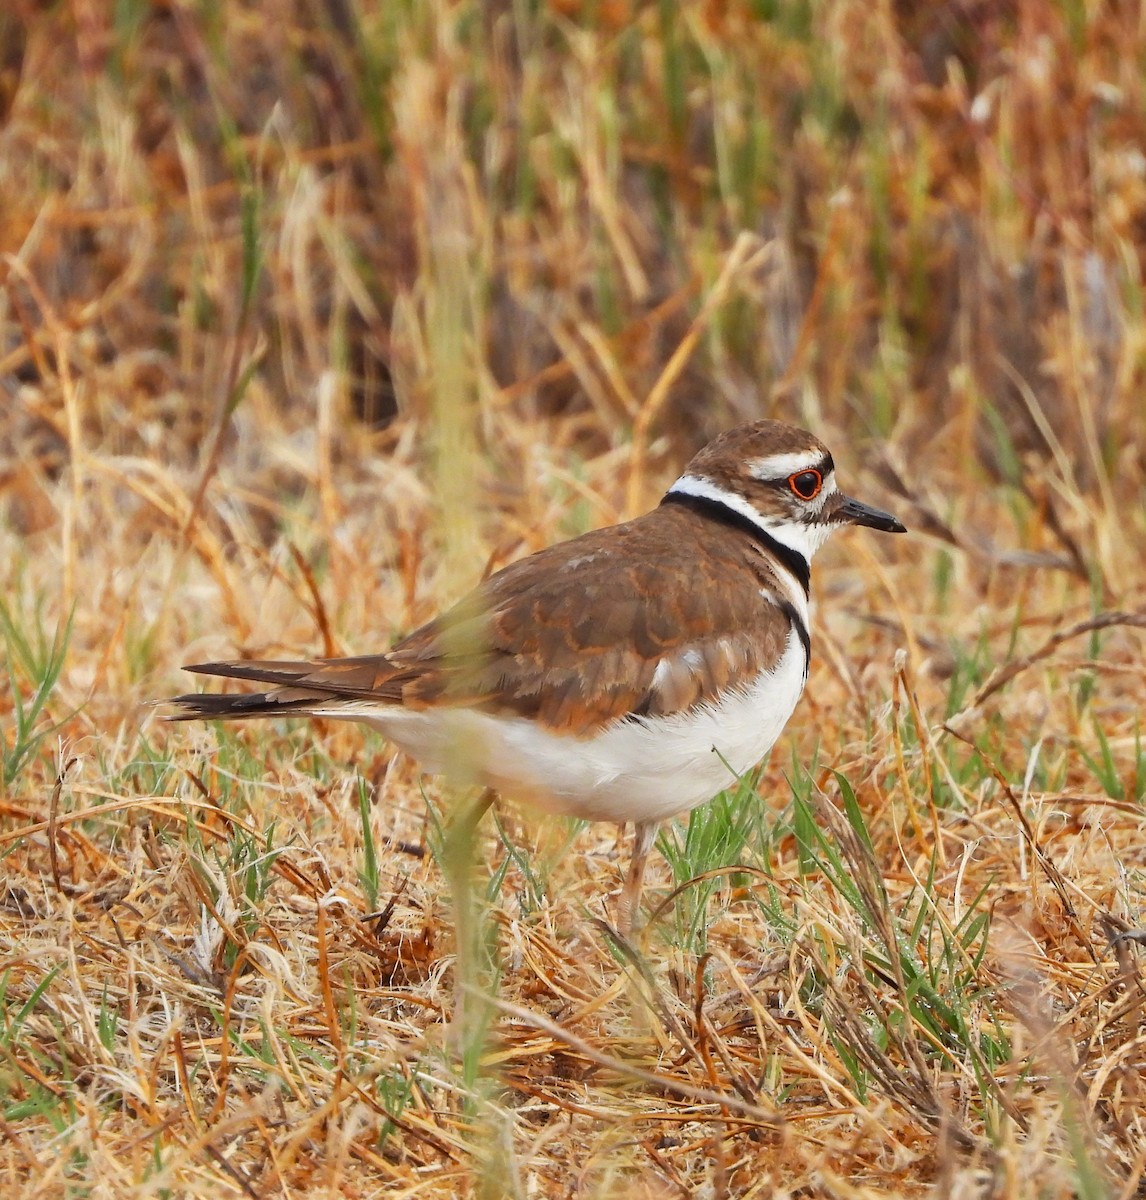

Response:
(2, 1), (1145, 1196)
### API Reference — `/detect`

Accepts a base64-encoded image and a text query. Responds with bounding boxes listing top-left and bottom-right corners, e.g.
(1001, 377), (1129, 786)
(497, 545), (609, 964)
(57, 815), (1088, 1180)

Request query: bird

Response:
(167, 420), (906, 932)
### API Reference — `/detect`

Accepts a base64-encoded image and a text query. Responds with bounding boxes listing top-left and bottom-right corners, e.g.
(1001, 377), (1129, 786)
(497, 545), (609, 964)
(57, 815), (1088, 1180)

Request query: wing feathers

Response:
(167, 502), (801, 734)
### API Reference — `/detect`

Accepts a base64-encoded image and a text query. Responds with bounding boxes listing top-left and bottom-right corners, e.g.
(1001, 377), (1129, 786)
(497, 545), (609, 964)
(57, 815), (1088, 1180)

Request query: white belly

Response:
(315, 635), (807, 825)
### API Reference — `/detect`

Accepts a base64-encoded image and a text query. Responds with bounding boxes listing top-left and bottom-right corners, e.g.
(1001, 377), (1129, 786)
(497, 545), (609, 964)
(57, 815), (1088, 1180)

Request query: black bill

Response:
(835, 494), (907, 534)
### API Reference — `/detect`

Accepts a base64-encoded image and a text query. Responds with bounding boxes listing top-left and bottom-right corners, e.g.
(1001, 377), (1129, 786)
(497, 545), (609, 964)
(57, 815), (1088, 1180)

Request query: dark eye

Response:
(788, 470), (823, 500)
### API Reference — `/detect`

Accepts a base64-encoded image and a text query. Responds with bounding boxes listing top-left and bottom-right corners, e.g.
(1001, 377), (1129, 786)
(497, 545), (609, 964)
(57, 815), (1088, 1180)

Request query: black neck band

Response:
(661, 489), (812, 597)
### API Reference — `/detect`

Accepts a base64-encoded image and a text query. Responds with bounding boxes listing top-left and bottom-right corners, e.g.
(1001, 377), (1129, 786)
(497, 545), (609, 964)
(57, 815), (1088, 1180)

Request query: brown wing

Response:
(174, 503), (799, 734)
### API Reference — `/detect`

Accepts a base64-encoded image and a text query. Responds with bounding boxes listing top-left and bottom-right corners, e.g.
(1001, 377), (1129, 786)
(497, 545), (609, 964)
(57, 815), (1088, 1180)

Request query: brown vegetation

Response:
(1, 2), (1145, 1195)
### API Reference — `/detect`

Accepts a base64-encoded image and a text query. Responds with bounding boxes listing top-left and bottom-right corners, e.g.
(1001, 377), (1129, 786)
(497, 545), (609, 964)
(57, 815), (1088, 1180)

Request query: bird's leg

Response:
(616, 820), (659, 936)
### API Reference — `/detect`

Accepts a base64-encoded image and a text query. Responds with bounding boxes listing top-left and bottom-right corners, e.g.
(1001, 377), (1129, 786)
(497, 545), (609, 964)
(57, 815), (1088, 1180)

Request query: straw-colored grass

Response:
(2, 2), (1145, 1196)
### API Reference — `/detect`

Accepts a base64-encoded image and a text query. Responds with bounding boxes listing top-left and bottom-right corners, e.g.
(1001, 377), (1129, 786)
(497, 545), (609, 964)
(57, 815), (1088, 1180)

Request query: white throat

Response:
(757, 511), (837, 560)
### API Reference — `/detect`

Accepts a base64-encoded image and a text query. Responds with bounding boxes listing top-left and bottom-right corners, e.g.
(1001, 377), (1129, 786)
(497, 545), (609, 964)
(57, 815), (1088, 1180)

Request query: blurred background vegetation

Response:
(2, 2), (1145, 1196)
(4, 1), (1143, 516)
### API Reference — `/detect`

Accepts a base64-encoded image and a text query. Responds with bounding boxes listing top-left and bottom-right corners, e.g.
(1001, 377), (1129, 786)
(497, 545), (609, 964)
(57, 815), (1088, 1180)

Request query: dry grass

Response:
(2, 2), (1145, 1196)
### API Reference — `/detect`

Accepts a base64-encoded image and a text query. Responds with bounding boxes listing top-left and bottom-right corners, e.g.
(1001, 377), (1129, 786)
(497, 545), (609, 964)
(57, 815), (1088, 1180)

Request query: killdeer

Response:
(168, 420), (905, 931)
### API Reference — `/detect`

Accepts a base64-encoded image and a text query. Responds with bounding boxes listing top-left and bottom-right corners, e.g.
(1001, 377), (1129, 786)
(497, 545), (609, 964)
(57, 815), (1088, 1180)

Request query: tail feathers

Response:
(165, 689), (325, 722)
(167, 656), (405, 722)
(184, 660), (326, 686)
(182, 655), (405, 698)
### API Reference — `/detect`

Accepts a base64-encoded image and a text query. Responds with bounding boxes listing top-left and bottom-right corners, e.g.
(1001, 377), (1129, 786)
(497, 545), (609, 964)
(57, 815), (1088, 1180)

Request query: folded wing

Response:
(167, 506), (795, 735)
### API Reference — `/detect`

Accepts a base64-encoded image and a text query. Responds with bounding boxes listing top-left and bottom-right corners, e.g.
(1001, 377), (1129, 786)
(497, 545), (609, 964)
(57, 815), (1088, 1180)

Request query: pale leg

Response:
(616, 819), (659, 935)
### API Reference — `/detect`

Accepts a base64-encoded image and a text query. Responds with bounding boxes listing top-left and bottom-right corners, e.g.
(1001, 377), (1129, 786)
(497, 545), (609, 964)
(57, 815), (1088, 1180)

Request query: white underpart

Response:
(306, 634), (808, 825)
(748, 450), (828, 479)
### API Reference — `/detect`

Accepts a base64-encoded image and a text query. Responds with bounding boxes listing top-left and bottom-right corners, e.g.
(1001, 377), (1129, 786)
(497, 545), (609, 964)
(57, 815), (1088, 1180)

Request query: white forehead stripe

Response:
(749, 450), (827, 480)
